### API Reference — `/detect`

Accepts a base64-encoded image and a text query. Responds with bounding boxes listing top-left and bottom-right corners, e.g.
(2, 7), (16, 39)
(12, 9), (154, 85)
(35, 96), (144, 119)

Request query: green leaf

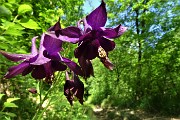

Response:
(3, 22), (25, 36)
(19, 19), (39, 29)
(0, 43), (9, 50)
(0, 112), (16, 118)
(4, 112), (17, 117)
(0, 94), (5, 100)
(0, 36), (7, 41)
(3, 102), (18, 108)
(0, 6), (11, 18)
(6, 98), (20, 103)
(8, 0), (16, 3)
(4, 26), (24, 36)
(18, 4), (32, 15)
(0, 20), (14, 30)
(4, 117), (11, 120)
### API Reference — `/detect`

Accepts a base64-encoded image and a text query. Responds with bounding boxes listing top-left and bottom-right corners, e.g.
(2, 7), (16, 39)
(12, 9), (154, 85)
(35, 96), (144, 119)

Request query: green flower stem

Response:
(32, 72), (62, 120)
(13, 15), (19, 23)
(0, 107), (5, 112)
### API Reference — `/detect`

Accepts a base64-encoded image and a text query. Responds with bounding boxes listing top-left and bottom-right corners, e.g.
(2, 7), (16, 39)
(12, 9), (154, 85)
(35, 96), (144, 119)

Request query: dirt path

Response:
(93, 106), (180, 120)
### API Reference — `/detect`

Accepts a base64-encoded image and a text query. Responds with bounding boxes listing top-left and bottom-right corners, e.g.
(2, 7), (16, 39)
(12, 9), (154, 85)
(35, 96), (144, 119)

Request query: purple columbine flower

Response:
(75, 0), (127, 74)
(50, 0), (127, 78)
(0, 34), (83, 81)
(64, 71), (84, 106)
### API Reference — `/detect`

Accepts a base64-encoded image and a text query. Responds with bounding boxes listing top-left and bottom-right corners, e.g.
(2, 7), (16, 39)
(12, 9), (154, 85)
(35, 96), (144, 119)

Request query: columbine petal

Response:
(5, 62), (30, 79)
(43, 62), (54, 78)
(48, 22), (82, 44)
(0, 51), (29, 62)
(48, 33), (80, 44)
(0, 37), (38, 62)
(51, 60), (67, 71)
(101, 25), (128, 39)
(99, 37), (115, 52)
(100, 57), (114, 70)
(75, 39), (100, 60)
(62, 57), (83, 76)
(78, 18), (92, 33)
(31, 34), (51, 65)
(61, 27), (82, 39)
(31, 65), (46, 79)
(43, 34), (63, 54)
(64, 72), (84, 105)
(48, 18), (61, 37)
(73, 74), (84, 104)
(78, 56), (94, 79)
(86, 0), (107, 30)
(22, 65), (34, 76)
(31, 36), (38, 56)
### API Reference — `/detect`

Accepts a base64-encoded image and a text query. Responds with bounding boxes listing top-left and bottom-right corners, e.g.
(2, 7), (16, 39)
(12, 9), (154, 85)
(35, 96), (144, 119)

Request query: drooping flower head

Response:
(75, 0), (127, 69)
(64, 71), (84, 105)
(51, 0), (127, 78)
(0, 33), (83, 82)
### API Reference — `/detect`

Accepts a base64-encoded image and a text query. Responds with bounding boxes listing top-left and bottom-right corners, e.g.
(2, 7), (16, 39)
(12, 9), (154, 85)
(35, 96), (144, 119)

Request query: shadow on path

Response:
(93, 106), (180, 120)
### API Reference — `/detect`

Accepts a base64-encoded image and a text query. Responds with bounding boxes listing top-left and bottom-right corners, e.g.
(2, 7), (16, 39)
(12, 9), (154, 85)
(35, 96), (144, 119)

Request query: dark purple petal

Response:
(51, 60), (67, 71)
(43, 50), (63, 61)
(99, 37), (115, 52)
(48, 18), (61, 37)
(75, 31), (99, 59)
(43, 34), (63, 54)
(62, 57), (83, 76)
(43, 62), (53, 78)
(64, 72), (84, 105)
(64, 82), (73, 105)
(75, 39), (100, 60)
(100, 57), (114, 70)
(0, 37), (38, 62)
(61, 27), (82, 38)
(85, 39), (100, 59)
(48, 33), (80, 44)
(79, 30), (96, 42)
(31, 65), (46, 79)
(64, 72), (74, 105)
(73, 74), (84, 105)
(78, 56), (94, 79)
(22, 65), (34, 76)
(5, 62), (30, 79)
(31, 34), (51, 65)
(102, 25), (127, 39)
(0, 51), (27, 62)
(86, 0), (107, 30)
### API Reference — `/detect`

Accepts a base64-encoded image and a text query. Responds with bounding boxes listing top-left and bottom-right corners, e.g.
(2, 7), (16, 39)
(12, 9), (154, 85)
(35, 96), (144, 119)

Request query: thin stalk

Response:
(32, 72), (62, 120)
